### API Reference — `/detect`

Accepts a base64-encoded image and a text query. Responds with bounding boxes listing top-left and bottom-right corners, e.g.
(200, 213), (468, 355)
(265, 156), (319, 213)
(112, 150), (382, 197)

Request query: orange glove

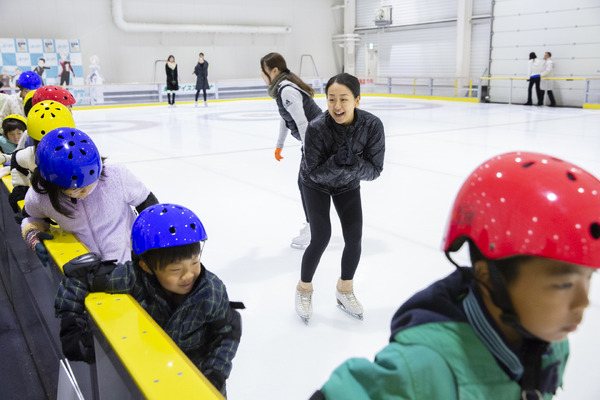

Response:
(275, 148), (284, 161)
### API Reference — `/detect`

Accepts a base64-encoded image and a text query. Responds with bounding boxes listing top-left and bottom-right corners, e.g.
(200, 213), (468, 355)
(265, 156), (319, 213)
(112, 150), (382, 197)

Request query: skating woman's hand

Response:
(275, 147), (284, 161)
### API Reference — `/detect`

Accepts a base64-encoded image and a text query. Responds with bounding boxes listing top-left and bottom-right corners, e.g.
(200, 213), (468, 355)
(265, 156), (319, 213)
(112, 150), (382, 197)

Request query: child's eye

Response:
(553, 282), (573, 289)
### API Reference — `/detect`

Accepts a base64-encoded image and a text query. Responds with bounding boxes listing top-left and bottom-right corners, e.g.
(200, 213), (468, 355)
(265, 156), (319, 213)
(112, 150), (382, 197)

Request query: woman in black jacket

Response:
(193, 52), (209, 106)
(165, 55), (179, 107)
(295, 73), (385, 324)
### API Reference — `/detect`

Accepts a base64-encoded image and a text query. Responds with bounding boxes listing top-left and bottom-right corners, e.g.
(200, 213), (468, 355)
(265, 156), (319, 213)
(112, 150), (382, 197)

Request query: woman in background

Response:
(165, 55), (179, 107)
(261, 52), (323, 249)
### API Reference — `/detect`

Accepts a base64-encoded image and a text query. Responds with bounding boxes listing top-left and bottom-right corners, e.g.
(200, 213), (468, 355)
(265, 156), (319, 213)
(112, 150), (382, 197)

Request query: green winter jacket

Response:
(316, 269), (569, 400)
(320, 322), (567, 399)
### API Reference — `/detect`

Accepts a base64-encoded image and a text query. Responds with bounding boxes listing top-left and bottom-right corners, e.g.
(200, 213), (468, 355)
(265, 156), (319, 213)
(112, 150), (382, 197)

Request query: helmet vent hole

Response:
(41, 130), (46, 135)
(68, 141), (75, 146)
(55, 146), (62, 151)
(50, 113), (56, 118)
(71, 175), (77, 181)
(81, 140), (88, 143)
(57, 134), (64, 139)
(89, 170), (94, 175)
(169, 227), (176, 234)
(190, 223), (196, 230)
(522, 162), (535, 168)
(80, 149), (86, 156)
(160, 208), (168, 215)
(590, 223), (600, 239)
(68, 151), (73, 159)
(566, 172), (576, 181)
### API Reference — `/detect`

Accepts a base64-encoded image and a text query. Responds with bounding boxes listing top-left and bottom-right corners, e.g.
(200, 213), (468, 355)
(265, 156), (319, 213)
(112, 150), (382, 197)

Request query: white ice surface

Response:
(73, 97), (600, 399)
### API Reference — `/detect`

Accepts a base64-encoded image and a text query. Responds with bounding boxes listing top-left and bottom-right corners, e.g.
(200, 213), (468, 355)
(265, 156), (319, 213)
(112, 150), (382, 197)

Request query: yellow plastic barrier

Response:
(1, 165), (222, 399)
(86, 293), (222, 399)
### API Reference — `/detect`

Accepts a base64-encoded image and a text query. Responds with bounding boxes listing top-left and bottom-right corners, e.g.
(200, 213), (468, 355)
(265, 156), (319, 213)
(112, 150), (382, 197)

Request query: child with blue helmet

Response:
(55, 203), (242, 396)
(21, 127), (158, 265)
(311, 152), (600, 400)
(0, 71), (42, 123)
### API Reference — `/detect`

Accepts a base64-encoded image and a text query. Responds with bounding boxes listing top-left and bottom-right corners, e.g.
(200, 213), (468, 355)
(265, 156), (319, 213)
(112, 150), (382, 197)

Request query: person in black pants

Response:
(295, 73), (385, 324)
(193, 52), (209, 106)
(525, 52), (543, 106)
(165, 55), (179, 107)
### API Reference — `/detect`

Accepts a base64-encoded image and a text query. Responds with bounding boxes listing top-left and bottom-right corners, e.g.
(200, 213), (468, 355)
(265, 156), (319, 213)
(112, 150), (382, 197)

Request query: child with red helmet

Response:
(311, 152), (599, 399)
(55, 203), (242, 396)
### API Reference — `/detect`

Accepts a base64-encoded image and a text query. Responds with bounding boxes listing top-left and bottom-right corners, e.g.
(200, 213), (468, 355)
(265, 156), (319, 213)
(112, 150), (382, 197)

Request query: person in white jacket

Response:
(540, 52), (556, 107)
(525, 52), (543, 106)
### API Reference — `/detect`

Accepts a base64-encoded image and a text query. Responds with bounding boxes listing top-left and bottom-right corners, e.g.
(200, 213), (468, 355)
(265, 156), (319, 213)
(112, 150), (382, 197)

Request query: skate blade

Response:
(299, 315), (310, 325)
(336, 303), (364, 321)
(290, 243), (308, 250)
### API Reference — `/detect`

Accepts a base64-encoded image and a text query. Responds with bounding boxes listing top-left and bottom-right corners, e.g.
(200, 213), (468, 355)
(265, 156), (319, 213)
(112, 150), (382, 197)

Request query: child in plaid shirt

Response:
(55, 203), (242, 396)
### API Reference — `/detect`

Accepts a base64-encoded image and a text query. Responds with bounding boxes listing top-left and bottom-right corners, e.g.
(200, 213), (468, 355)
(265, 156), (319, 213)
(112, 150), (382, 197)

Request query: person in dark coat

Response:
(193, 53), (210, 107)
(295, 73), (385, 324)
(165, 55), (179, 107)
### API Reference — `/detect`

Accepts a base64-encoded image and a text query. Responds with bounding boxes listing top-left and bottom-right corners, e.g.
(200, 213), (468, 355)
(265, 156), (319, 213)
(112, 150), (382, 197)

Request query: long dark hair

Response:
(260, 52), (315, 96)
(30, 158), (107, 218)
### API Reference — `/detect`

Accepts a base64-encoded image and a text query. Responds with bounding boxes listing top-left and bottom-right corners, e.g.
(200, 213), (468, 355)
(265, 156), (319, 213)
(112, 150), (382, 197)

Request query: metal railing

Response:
(3, 76), (598, 108)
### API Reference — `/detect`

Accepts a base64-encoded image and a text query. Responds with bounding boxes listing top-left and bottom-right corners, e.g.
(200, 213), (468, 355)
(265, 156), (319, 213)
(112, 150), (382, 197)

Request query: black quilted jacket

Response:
(300, 108), (385, 195)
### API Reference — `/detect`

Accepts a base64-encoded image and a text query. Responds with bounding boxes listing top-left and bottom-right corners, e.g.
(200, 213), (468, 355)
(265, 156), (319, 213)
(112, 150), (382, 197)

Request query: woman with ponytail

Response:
(260, 52), (323, 249)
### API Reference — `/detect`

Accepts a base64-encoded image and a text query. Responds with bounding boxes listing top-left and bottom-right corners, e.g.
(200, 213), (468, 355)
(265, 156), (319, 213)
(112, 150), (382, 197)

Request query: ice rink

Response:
(74, 96), (600, 399)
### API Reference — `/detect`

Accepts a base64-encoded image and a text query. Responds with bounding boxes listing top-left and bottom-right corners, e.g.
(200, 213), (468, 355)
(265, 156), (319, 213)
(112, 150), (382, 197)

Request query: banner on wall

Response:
(0, 37), (84, 89)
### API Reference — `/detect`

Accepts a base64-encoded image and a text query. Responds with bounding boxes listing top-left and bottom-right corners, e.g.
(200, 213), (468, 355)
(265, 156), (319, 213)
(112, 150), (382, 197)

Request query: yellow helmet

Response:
(27, 101), (76, 141)
(2, 114), (27, 126)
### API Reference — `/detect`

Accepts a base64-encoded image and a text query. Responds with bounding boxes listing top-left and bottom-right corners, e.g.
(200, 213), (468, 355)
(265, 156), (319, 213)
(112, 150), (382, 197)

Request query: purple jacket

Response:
(22, 164), (150, 263)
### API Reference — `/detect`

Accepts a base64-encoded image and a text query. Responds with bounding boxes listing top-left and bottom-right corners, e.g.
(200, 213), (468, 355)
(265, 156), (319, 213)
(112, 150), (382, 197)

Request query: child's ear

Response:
(139, 260), (154, 275)
(473, 260), (491, 290)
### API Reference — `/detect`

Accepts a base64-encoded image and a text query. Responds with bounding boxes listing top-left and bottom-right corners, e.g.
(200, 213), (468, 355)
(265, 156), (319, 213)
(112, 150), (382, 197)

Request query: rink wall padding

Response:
(1, 167), (221, 399)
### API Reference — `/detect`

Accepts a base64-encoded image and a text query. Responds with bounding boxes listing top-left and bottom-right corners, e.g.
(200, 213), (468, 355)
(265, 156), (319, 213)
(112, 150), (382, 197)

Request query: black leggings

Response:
(195, 89), (207, 102)
(527, 77), (541, 105)
(300, 184), (362, 283)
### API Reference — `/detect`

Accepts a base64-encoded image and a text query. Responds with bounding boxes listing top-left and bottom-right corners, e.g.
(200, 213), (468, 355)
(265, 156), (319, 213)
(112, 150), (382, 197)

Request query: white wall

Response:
(354, 0), (492, 78)
(489, 0), (600, 106)
(0, 0), (342, 84)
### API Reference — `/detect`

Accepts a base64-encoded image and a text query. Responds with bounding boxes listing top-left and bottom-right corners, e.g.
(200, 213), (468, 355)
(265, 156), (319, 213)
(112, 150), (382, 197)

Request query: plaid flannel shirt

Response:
(55, 261), (239, 379)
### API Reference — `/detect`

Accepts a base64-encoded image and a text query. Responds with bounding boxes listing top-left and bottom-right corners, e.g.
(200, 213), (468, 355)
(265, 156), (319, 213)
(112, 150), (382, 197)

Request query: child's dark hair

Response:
(2, 118), (26, 138)
(136, 242), (201, 272)
(529, 52), (537, 60)
(260, 52), (315, 97)
(23, 98), (34, 117)
(468, 241), (528, 284)
(326, 73), (361, 98)
(29, 158), (107, 218)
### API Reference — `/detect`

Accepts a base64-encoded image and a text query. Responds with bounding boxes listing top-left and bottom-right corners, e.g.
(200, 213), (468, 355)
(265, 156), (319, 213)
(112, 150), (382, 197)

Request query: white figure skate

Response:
(291, 222), (310, 249)
(336, 278), (363, 320)
(295, 282), (313, 324)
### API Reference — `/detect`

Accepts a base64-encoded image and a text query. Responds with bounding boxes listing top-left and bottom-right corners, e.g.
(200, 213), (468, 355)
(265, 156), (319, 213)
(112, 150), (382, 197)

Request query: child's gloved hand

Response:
(24, 229), (54, 266)
(60, 316), (96, 364)
(275, 148), (284, 161)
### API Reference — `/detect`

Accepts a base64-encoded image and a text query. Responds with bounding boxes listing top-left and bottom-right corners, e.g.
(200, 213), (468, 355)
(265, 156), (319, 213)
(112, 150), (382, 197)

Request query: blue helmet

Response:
(36, 127), (102, 189)
(132, 204), (207, 255)
(17, 71), (43, 90)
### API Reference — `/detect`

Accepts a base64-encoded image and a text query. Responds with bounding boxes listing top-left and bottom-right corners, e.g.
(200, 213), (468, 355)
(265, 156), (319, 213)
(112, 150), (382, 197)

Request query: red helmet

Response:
(442, 152), (600, 269)
(32, 85), (76, 106)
